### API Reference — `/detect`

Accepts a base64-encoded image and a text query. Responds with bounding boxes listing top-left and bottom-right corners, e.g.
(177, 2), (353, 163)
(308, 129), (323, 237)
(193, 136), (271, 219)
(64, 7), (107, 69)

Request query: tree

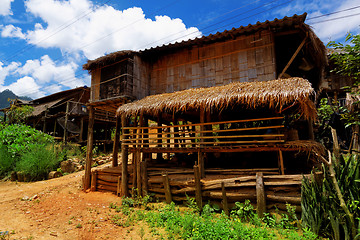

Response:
(5, 100), (34, 124)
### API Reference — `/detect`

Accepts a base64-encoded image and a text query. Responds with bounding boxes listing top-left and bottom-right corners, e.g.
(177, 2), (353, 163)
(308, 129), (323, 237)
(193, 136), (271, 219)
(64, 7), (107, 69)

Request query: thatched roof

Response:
(83, 13), (327, 71)
(117, 77), (317, 120)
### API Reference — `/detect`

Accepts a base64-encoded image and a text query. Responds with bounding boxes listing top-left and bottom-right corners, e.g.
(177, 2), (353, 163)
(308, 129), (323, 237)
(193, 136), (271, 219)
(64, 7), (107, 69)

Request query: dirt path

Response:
(0, 168), (144, 240)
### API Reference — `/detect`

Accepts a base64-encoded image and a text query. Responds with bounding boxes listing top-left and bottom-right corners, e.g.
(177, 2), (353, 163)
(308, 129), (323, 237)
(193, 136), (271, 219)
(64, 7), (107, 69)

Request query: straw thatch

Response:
(117, 77), (317, 120)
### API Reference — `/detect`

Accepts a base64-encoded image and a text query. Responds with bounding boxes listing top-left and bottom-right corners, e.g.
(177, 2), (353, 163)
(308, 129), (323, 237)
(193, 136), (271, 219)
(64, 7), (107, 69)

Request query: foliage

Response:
(0, 124), (53, 158)
(6, 103), (34, 124)
(108, 198), (317, 240)
(328, 33), (360, 128)
(0, 146), (14, 177)
(231, 199), (257, 223)
(15, 145), (61, 181)
(328, 33), (360, 81)
(302, 153), (360, 239)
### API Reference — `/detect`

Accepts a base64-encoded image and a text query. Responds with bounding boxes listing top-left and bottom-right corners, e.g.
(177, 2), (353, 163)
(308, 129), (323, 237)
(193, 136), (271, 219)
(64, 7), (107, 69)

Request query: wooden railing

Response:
(122, 116), (285, 149)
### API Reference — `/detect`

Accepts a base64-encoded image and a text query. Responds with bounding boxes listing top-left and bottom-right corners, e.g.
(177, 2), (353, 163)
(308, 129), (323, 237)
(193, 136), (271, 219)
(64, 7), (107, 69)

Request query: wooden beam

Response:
(84, 106), (94, 191)
(278, 36), (307, 79)
(90, 171), (97, 191)
(79, 117), (84, 142)
(256, 172), (266, 218)
(63, 101), (70, 142)
(136, 150), (142, 195)
(198, 150), (205, 179)
(121, 114), (129, 197)
(112, 116), (121, 167)
(141, 161), (148, 196)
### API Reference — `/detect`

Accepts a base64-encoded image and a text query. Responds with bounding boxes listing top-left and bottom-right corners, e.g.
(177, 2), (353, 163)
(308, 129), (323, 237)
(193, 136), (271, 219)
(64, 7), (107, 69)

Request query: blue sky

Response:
(0, 0), (359, 99)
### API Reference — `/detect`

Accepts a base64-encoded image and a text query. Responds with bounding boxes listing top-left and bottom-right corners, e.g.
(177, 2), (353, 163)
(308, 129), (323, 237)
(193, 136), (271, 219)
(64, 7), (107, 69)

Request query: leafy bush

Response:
(0, 124), (53, 158)
(15, 145), (61, 181)
(0, 145), (14, 177)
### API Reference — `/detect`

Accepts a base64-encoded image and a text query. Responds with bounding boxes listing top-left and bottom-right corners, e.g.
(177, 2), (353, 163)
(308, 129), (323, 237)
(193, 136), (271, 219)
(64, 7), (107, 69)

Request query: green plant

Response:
(0, 231), (9, 240)
(262, 212), (276, 228)
(75, 223), (82, 228)
(0, 145), (14, 178)
(185, 195), (199, 213)
(15, 144), (61, 181)
(231, 200), (256, 222)
(6, 103), (34, 124)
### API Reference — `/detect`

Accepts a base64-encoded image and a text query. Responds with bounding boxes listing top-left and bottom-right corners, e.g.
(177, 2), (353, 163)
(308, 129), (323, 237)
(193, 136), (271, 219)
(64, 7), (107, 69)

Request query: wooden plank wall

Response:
(90, 69), (101, 101)
(133, 55), (151, 100)
(150, 30), (276, 95)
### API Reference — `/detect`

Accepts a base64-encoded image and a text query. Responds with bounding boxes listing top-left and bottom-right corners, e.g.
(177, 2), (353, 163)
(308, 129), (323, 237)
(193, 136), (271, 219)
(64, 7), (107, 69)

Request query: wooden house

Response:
(82, 13), (327, 213)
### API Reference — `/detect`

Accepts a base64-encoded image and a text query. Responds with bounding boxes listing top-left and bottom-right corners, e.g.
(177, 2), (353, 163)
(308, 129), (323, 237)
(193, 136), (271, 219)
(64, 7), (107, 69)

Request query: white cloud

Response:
(1, 24), (26, 39)
(19, 0), (201, 59)
(0, 61), (20, 85)
(1, 76), (45, 99)
(0, 0), (14, 16)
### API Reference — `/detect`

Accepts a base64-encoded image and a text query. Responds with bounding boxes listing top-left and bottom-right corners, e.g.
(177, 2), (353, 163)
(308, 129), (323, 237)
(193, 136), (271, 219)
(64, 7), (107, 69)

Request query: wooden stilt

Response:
(116, 176), (121, 196)
(90, 171), (97, 191)
(112, 116), (121, 167)
(121, 114), (129, 197)
(53, 119), (57, 137)
(162, 173), (172, 204)
(63, 101), (70, 143)
(79, 117), (84, 142)
(198, 150), (205, 179)
(221, 182), (229, 216)
(136, 150), (142, 195)
(256, 172), (266, 218)
(84, 106), (94, 190)
(141, 160), (148, 196)
(43, 107), (48, 133)
(194, 165), (203, 211)
(278, 150), (285, 175)
(132, 152), (137, 189)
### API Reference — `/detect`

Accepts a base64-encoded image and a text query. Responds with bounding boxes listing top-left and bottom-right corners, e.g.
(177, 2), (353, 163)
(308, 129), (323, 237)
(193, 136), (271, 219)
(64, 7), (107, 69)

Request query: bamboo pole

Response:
(84, 106), (94, 191)
(256, 172), (266, 218)
(121, 114), (129, 197)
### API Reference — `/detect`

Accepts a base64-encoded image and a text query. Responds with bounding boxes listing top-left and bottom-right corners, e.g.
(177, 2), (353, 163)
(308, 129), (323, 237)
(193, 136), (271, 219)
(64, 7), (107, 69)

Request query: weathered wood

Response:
(278, 150), (285, 175)
(204, 191), (256, 201)
(84, 106), (94, 190)
(221, 182), (229, 216)
(136, 150), (142, 195)
(141, 161), (148, 196)
(194, 165), (203, 211)
(112, 116), (121, 167)
(122, 116), (284, 130)
(266, 195), (301, 204)
(256, 172), (266, 218)
(132, 152), (137, 189)
(63, 101), (70, 142)
(117, 176), (121, 196)
(121, 114), (129, 197)
(79, 117), (84, 142)
(98, 179), (117, 187)
(97, 184), (117, 192)
(162, 173), (172, 204)
(91, 171), (98, 191)
(331, 127), (340, 158)
(198, 150), (205, 178)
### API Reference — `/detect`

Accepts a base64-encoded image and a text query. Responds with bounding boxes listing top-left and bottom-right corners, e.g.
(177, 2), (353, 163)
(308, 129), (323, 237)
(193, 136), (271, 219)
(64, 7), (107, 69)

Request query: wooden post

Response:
(194, 165), (203, 211)
(256, 172), (266, 218)
(79, 117), (84, 142)
(141, 160), (148, 196)
(198, 150), (205, 179)
(308, 119), (314, 140)
(278, 150), (285, 175)
(162, 173), (172, 204)
(221, 182), (229, 216)
(199, 106), (206, 178)
(136, 150), (142, 195)
(112, 116), (121, 167)
(331, 127), (341, 158)
(121, 114), (129, 197)
(90, 171), (97, 191)
(157, 118), (162, 160)
(116, 176), (121, 196)
(84, 106), (94, 191)
(63, 101), (70, 143)
(53, 119), (57, 137)
(132, 152), (137, 189)
(43, 107), (48, 133)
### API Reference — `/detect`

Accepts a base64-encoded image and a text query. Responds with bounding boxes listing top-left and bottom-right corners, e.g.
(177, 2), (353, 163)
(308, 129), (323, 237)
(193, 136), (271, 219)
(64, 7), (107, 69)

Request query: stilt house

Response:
(83, 13), (327, 213)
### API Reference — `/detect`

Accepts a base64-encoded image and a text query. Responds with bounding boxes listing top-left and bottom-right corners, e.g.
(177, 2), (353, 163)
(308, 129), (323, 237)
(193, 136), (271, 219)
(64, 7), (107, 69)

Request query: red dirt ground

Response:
(0, 167), (149, 240)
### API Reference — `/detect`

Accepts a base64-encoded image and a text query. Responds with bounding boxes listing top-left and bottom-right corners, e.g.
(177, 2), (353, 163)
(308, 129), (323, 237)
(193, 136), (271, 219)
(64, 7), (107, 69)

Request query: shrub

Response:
(15, 145), (61, 181)
(0, 145), (14, 177)
(0, 124), (53, 158)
